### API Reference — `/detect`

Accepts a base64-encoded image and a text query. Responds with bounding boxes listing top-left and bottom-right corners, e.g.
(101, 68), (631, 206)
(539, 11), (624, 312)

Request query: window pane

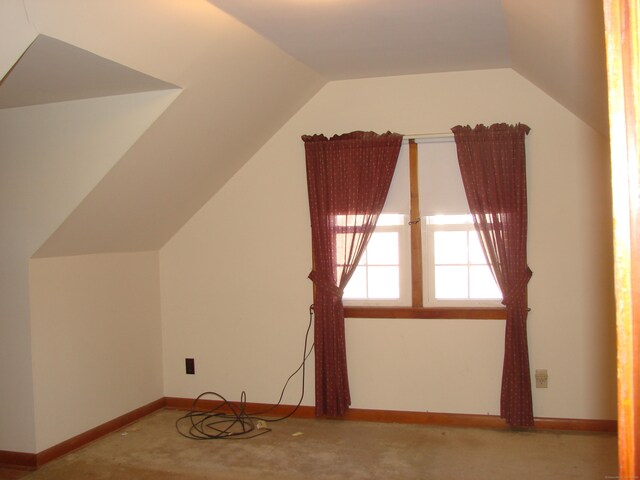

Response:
(336, 233), (348, 263)
(468, 231), (487, 264)
(368, 266), (400, 299)
(343, 266), (367, 299)
(366, 232), (399, 265)
(376, 213), (405, 226)
(434, 231), (468, 264)
(435, 266), (468, 299)
(335, 214), (367, 227)
(469, 265), (502, 299)
(425, 214), (473, 225)
(336, 232), (367, 266)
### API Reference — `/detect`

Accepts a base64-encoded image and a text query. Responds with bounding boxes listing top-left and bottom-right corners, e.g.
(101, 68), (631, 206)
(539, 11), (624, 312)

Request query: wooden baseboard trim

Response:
(34, 397), (166, 468)
(164, 396), (317, 419)
(344, 408), (509, 428)
(0, 398), (166, 469)
(166, 397), (616, 433)
(533, 417), (617, 432)
(0, 450), (37, 470)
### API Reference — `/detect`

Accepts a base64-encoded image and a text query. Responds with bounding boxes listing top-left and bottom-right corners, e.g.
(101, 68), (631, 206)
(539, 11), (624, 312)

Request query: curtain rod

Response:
(402, 132), (454, 139)
(401, 132), (454, 144)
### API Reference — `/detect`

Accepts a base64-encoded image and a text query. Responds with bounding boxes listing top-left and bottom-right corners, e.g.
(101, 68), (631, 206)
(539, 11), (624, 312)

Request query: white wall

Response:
(29, 252), (163, 452)
(160, 68), (617, 420)
(0, 90), (176, 453)
(1, 0), (322, 454)
(0, 0), (36, 81)
(0, 0), (39, 454)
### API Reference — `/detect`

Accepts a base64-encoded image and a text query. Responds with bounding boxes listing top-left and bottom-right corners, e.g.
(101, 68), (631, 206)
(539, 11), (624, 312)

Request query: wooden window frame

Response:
(344, 138), (507, 320)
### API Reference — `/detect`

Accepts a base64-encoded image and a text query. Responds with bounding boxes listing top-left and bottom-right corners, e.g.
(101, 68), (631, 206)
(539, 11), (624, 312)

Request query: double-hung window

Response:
(342, 137), (505, 319)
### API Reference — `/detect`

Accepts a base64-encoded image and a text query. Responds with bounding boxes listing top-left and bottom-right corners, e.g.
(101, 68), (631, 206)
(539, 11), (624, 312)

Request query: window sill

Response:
(343, 306), (507, 320)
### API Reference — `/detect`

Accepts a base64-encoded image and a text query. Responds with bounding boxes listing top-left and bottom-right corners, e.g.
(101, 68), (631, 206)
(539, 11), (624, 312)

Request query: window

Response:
(339, 214), (409, 304)
(342, 138), (506, 319)
(425, 216), (502, 303)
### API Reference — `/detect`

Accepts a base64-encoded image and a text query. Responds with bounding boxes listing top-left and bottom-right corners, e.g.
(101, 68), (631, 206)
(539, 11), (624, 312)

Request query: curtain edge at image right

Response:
(452, 123), (533, 427)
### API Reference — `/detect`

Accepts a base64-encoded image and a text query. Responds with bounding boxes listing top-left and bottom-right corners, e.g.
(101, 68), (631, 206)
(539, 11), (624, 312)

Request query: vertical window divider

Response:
(409, 139), (424, 307)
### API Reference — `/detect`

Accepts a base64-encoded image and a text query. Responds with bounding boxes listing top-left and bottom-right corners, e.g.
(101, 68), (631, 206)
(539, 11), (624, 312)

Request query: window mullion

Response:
(409, 139), (424, 307)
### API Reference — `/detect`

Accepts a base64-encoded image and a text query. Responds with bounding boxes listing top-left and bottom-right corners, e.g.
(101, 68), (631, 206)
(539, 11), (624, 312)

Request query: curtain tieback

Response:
(308, 270), (343, 297)
(501, 267), (533, 306)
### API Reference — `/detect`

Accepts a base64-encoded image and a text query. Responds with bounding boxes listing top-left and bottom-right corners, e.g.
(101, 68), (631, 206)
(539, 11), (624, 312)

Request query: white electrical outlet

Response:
(535, 369), (548, 388)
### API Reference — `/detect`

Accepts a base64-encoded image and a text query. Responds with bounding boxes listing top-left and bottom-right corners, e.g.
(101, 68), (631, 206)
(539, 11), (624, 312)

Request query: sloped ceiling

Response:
(207, 0), (512, 79)
(208, 0), (608, 135)
(0, 35), (179, 108)
(503, 0), (608, 136)
(1, 0), (608, 257)
(6, 0), (324, 257)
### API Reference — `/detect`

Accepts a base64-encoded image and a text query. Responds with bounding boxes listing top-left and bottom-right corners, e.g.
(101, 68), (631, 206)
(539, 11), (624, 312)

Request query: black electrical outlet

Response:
(185, 358), (195, 375)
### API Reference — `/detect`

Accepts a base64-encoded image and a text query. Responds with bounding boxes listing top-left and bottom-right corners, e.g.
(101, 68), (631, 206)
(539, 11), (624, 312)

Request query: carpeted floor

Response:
(4, 409), (618, 479)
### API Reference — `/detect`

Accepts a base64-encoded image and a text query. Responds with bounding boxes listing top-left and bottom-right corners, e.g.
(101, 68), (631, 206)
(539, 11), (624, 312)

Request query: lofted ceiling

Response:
(0, 0), (608, 258)
(208, 0), (609, 135)
(3, 1), (609, 134)
(207, 0), (512, 80)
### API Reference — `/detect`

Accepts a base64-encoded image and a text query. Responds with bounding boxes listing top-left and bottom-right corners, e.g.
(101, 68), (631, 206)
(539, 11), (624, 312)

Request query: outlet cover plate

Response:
(185, 358), (195, 375)
(535, 369), (548, 388)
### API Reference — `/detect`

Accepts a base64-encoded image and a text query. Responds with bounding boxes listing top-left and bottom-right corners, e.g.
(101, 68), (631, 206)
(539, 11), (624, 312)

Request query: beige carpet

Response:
(16, 409), (617, 479)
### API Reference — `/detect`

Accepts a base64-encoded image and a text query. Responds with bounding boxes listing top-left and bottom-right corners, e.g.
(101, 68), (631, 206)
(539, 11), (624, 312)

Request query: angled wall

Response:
(503, 0), (609, 135)
(29, 0), (325, 256)
(0, 90), (176, 452)
(1, 0), (323, 454)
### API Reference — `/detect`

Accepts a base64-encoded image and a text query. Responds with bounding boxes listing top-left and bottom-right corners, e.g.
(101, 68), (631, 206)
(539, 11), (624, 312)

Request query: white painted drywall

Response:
(29, 252), (163, 452)
(160, 68), (616, 420)
(0, 0), (39, 454)
(0, 90), (176, 453)
(0, 0), (322, 454)
(0, 0), (36, 81)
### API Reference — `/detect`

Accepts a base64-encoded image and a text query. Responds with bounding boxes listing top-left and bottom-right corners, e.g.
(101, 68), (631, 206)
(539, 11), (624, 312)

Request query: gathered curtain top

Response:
(302, 131), (403, 144)
(451, 123), (530, 137)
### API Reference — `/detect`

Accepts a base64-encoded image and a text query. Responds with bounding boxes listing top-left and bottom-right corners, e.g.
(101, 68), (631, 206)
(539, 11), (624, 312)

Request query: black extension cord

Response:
(175, 305), (315, 440)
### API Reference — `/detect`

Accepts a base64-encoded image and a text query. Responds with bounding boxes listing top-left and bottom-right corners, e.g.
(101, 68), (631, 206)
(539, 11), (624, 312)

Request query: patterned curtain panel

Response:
(452, 123), (533, 427)
(303, 131), (403, 416)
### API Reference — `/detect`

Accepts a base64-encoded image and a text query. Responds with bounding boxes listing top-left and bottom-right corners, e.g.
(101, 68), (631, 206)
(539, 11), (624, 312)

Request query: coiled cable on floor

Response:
(175, 305), (315, 440)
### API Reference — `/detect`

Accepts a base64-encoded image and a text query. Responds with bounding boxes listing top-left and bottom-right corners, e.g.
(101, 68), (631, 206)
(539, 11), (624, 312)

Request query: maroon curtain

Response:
(452, 123), (533, 427)
(303, 131), (403, 417)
